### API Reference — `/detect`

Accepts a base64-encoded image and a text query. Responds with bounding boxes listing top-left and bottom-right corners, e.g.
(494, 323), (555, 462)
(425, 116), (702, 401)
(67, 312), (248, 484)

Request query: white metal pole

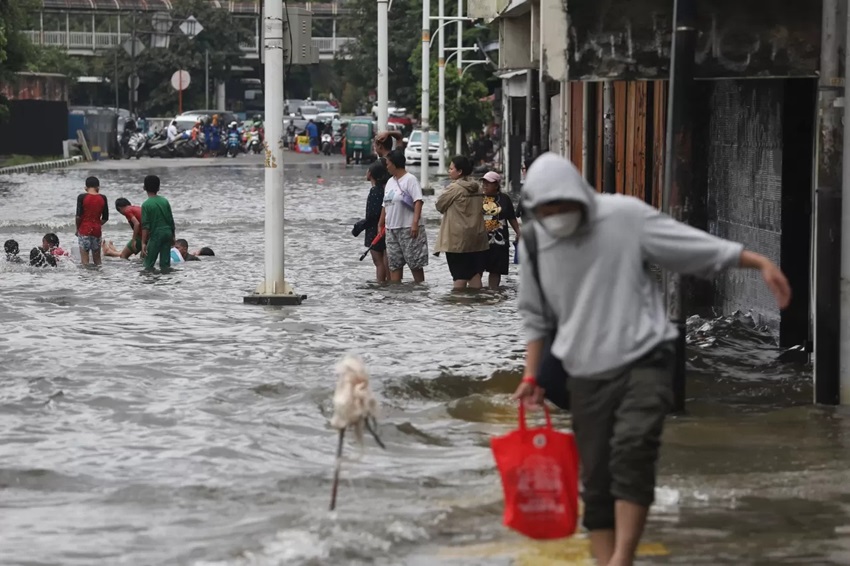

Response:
(455, 0), (462, 155)
(581, 81), (589, 180)
(377, 0), (389, 130)
(247, 0), (298, 304)
(421, 0), (430, 190)
(840, 0), (850, 403)
(205, 49), (210, 109)
(437, 0), (447, 174)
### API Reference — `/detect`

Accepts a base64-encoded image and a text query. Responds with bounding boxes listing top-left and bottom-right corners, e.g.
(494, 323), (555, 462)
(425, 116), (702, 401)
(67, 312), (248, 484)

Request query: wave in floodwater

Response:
(2, 163), (847, 566)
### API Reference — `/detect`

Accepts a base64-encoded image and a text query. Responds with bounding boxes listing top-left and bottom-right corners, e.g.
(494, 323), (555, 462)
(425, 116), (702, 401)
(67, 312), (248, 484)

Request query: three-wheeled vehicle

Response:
(345, 119), (376, 165)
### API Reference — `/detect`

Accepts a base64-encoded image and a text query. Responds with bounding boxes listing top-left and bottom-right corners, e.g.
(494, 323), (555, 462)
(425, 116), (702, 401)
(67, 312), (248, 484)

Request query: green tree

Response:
(107, 0), (251, 116)
(408, 25), (497, 153)
(336, 0), (426, 112)
(0, 0), (37, 120)
(340, 83), (363, 114)
(26, 45), (87, 80)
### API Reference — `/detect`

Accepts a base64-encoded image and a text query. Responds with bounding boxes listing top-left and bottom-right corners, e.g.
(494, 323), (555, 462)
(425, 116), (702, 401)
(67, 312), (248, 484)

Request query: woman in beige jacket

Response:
(435, 155), (490, 290)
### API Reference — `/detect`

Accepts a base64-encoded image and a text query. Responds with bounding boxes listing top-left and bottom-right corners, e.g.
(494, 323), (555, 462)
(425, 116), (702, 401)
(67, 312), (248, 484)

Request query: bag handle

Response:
(518, 401), (553, 431)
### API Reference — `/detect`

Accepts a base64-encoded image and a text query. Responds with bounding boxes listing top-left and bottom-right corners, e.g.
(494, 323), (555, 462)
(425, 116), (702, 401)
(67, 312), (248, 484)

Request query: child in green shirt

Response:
(140, 175), (176, 271)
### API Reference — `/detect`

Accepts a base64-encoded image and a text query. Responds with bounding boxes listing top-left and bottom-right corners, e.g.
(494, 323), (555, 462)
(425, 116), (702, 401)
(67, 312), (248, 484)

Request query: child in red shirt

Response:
(75, 176), (109, 265)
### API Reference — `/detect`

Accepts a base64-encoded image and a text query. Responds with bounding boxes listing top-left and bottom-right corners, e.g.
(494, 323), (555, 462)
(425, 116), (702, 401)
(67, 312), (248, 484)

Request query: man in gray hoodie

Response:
(513, 152), (790, 566)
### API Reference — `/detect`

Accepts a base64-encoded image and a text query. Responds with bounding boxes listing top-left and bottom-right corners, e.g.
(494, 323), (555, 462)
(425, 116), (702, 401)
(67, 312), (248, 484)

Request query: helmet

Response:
(254, 114), (262, 121)
(229, 121), (238, 129)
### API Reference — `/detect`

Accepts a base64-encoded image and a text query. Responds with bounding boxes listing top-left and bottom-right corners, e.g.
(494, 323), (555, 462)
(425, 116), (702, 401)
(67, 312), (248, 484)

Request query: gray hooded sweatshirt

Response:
(518, 153), (744, 379)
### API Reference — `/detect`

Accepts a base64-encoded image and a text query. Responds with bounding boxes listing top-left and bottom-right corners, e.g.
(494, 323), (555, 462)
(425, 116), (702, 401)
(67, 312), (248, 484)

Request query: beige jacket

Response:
(434, 177), (489, 253)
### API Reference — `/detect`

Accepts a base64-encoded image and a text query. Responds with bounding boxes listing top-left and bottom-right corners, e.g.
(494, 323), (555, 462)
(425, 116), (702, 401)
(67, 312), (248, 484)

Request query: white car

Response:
(371, 101), (406, 118)
(404, 130), (444, 165)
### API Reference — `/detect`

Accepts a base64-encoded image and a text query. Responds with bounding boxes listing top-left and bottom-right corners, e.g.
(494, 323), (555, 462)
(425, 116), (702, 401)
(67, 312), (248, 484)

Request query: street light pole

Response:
(437, 0), (446, 174)
(662, 0), (697, 412)
(377, 0), (389, 131)
(205, 48), (210, 109)
(455, 0), (462, 155)
(420, 0), (431, 190)
(244, 0), (302, 305)
(130, 11), (137, 115)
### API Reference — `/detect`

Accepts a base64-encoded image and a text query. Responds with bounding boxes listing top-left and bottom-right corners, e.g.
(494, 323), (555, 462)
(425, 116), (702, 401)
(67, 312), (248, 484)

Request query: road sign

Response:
(170, 70), (191, 91)
(122, 37), (145, 57)
(180, 15), (203, 38)
(127, 74), (140, 90)
(152, 12), (172, 33)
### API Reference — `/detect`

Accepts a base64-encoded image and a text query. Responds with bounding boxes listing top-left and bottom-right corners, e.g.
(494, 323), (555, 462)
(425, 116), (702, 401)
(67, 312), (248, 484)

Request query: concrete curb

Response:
(0, 156), (83, 175)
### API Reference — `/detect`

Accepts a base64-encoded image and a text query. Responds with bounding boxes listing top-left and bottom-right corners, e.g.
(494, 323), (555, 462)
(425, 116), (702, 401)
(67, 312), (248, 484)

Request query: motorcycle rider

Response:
(166, 120), (179, 143)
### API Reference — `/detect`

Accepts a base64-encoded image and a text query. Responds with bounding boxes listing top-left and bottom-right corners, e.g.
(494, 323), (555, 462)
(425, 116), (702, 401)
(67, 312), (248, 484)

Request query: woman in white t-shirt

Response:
(379, 150), (429, 283)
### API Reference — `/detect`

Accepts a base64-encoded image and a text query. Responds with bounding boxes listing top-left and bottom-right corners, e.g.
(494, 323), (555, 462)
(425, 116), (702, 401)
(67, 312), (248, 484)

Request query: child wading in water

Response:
(140, 175), (176, 271)
(75, 176), (109, 266)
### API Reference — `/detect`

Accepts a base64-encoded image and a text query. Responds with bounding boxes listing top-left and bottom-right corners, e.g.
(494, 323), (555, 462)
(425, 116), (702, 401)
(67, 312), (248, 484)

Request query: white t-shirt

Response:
(383, 172), (424, 229)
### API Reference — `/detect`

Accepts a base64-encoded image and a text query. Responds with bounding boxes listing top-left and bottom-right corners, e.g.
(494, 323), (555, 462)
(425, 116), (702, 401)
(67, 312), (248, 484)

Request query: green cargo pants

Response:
(144, 228), (173, 271)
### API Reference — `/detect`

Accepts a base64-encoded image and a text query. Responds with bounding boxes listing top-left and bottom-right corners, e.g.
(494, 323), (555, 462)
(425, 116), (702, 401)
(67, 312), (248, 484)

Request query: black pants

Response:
(568, 342), (674, 531)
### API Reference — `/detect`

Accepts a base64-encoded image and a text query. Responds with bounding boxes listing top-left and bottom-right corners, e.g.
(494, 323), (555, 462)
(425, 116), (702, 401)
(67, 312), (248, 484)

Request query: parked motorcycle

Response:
(127, 132), (148, 159)
(147, 131), (174, 158)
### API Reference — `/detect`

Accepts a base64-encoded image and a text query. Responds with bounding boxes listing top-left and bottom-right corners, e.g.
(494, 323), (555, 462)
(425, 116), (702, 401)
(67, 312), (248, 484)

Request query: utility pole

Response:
(816, 0), (843, 404)
(603, 81), (615, 194)
(437, 0), (447, 175)
(420, 0), (431, 190)
(114, 48), (119, 111)
(244, 0), (302, 305)
(130, 11), (137, 116)
(377, 0), (389, 131)
(662, 0), (697, 413)
(841, 0), (850, 405)
(455, 0), (462, 155)
(205, 48), (210, 109)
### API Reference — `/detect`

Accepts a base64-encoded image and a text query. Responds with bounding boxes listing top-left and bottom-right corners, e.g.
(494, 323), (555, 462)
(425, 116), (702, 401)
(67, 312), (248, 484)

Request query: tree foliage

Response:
(26, 46), (87, 80)
(408, 24), (498, 152)
(109, 0), (252, 116)
(335, 0), (425, 112)
(0, 0), (37, 120)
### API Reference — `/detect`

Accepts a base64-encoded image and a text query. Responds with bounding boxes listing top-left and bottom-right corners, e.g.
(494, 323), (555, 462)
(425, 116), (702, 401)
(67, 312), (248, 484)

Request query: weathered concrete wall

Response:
(702, 80), (784, 327)
(564, 0), (820, 80)
(500, 12), (533, 69)
(541, 1), (569, 80)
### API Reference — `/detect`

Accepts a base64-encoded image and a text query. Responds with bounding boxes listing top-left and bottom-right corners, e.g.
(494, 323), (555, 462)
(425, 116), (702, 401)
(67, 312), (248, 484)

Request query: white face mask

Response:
(540, 211), (582, 238)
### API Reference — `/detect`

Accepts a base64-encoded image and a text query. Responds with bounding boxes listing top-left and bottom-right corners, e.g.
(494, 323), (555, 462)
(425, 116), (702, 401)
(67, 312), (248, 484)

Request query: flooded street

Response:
(1, 157), (849, 565)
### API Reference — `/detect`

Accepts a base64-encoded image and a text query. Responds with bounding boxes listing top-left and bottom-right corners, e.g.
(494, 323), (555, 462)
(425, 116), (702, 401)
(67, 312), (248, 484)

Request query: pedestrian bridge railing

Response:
(22, 30), (353, 59)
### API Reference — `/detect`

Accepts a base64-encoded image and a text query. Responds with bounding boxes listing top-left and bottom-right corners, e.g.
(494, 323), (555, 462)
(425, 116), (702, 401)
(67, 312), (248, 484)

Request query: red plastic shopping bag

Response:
(491, 402), (579, 540)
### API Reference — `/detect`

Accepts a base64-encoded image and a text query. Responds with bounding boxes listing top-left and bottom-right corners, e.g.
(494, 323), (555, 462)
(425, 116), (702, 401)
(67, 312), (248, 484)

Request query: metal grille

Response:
(706, 80), (783, 328)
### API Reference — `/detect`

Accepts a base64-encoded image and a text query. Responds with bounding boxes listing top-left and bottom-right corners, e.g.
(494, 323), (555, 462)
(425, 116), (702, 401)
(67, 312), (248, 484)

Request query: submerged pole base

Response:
(244, 280), (306, 305)
(243, 293), (306, 305)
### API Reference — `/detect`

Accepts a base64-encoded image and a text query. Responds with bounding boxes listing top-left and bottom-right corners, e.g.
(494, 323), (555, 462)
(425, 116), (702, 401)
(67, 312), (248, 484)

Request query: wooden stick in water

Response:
(329, 427), (346, 511)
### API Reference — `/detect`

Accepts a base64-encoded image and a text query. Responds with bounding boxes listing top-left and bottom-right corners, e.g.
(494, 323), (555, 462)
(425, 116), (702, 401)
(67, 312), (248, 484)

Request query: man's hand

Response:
(512, 379), (545, 409)
(741, 250), (791, 309)
(140, 244), (147, 258)
(410, 223), (419, 240)
(761, 261), (791, 309)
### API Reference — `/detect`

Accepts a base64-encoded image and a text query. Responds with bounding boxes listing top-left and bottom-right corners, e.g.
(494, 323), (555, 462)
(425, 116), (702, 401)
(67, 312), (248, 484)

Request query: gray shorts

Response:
(386, 227), (429, 272)
(568, 342), (674, 531)
(78, 235), (101, 252)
